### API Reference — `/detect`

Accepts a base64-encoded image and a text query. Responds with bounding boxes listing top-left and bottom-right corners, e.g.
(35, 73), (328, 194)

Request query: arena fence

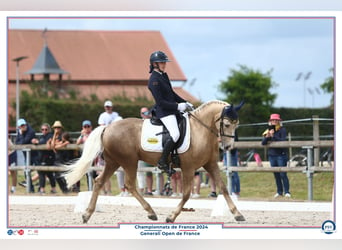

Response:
(9, 140), (334, 200)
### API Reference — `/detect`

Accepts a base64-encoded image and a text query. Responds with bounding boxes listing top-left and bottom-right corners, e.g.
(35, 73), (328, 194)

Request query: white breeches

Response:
(160, 114), (180, 143)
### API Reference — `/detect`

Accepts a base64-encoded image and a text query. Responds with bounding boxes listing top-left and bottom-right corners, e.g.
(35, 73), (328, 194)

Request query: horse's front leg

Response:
(204, 162), (245, 222)
(166, 171), (193, 223)
(220, 183), (245, 221)
(82, 164), (116, 223)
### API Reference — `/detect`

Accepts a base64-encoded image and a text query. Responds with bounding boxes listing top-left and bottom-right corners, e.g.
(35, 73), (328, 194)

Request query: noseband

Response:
(219, 117), (238, 138)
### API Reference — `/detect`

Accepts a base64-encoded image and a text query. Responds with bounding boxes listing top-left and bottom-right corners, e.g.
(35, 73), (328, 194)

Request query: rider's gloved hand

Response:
(186, 102), (194, 111)
(177, 103), (187, 112)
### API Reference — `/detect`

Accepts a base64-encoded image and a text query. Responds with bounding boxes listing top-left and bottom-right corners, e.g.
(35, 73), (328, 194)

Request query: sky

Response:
(8, 16), (334, 108)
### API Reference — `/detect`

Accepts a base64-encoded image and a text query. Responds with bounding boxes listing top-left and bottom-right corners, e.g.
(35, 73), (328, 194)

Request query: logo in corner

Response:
(321, 220), (336, 234)
(7, 229), (25, 236)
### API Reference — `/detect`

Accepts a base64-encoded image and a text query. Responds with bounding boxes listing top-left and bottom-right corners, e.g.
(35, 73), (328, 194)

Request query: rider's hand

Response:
(186, 102), (194, 110)
(177, 103), (187, 112)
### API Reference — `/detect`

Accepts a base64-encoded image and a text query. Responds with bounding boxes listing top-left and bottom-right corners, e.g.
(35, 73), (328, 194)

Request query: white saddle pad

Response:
(141, 113), (191, 153)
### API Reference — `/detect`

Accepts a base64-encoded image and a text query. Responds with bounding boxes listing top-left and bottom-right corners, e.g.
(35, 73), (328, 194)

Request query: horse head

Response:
(219, 100), (244, 150)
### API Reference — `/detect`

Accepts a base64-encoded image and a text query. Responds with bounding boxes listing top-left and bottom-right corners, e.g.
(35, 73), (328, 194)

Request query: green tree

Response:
(320, 68), (334, 106)
(218, 65), (278, 124)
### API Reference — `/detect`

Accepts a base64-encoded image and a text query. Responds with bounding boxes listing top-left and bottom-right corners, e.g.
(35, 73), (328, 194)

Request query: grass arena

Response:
(8, 194), (332, 227)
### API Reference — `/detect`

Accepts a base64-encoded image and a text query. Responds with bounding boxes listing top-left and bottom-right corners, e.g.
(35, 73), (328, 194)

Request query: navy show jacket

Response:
(148, 70), (186, 119)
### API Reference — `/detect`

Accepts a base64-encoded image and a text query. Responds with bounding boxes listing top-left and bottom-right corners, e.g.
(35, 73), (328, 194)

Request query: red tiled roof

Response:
(8, 29), (187, 81)
(8, 29), (200, 117)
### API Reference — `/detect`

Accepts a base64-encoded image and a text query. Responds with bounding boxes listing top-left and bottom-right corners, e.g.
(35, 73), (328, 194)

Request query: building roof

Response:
(7, 29), (199, 121)
(26, 44), (69, 75)
(8, 29), (187, 82)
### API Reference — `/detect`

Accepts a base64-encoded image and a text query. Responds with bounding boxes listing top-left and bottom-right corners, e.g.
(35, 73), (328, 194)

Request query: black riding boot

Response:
(158, 138), (176, 175)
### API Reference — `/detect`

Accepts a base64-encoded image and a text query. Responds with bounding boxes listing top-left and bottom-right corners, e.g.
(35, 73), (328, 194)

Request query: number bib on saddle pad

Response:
(140, 113), (191, 153)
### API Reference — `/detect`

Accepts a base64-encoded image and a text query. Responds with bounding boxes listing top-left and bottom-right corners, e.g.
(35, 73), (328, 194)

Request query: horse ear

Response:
(234, 100), (245, 112)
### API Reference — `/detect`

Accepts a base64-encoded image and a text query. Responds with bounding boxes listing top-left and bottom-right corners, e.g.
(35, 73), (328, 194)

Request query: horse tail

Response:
(64, 125), (106, 188)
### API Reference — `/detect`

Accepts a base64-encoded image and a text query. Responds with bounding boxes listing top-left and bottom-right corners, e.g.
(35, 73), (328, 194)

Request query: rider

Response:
(148, 50), (193, 174)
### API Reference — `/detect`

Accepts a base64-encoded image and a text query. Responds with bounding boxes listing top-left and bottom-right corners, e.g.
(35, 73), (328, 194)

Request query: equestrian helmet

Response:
(150, 51), (171, 64)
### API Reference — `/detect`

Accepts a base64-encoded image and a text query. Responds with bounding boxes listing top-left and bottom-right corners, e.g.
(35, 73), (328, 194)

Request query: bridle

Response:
(219, 116), (238, 138)
(218, 106), (238, 138)
(188, 106), (238, 138)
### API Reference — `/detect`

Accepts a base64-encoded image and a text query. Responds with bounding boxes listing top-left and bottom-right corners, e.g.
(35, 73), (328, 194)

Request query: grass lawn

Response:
(237, 171), (334, 201)
(9, 170), (334, 202)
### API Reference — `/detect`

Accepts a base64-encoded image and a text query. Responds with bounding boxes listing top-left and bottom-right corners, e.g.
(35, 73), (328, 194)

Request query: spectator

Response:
(207, 173), (217, 198)
(47, 120), (70, 193)
(76, 120), (96, 191)
(230, 149), (240, 197)
(15, 118), (37, 193)
(220, 150), (240, 197)
(262, 113), (291, 198)
(208, 132), (240, 198)
(8, 137), (17, 194)
(201, 173), (210, 188)
(137, 160), (165, 196)
(76, 120), (93, 144)
(32, 123), (57, 194)
(208, 147), (240, 198)
(223, 132), (240, 197)
(98, 100), (124, 196)
(170, 171), (182, 197)
(191, 172), (201, 198)
(136, 107), (164, 196)
(98, 100), (121, 125)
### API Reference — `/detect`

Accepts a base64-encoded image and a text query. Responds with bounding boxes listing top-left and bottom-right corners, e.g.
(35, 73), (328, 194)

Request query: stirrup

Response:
(157, 162), (176, 176)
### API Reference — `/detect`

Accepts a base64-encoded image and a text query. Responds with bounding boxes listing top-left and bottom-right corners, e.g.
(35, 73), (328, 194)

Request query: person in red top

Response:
(262, 113), (291, 198)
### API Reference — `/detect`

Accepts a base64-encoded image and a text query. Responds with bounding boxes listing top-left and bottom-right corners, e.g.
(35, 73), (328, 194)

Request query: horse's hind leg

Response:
(204, 162), (245, 222)
(82, 159), (117, 223)
(124, 164), (158, 221)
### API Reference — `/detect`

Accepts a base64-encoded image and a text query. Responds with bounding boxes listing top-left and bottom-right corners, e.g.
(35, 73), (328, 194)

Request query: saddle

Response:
(151, 113), (186, 167)
(150, 113), (187, 148)
(140, 113), (191, 167)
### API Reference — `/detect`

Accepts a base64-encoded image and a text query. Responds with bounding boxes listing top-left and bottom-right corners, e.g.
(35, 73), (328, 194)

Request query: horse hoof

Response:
(166, 217), (174, 223)
(234, 215), (246, 222)
(82, 214), (89, 223)
(148, 214), (158, 221)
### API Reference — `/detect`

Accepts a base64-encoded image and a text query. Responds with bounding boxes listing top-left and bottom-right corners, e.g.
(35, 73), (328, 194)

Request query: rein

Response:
(188, 109), (237, 138)
(188, 112), (219, 137)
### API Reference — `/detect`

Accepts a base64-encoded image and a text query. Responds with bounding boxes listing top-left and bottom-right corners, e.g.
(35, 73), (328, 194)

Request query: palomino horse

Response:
(65, 100), (245, 223)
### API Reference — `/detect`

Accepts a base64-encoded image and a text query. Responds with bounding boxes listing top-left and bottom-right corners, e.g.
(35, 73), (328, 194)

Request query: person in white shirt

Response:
(98, 100), (122, 126)
(97, 100), (126, 196)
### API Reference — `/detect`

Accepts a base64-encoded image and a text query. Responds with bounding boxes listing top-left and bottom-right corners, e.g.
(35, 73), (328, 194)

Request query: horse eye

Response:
(225, 124), (230, 128)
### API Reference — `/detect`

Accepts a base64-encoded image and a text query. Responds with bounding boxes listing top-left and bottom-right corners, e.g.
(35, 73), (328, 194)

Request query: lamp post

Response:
(12, 56), (28, 122)
(295, 71), (311, 108)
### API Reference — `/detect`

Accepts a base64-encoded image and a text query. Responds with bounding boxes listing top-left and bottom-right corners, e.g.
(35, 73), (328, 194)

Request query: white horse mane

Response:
(193, 100), (229, 114)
